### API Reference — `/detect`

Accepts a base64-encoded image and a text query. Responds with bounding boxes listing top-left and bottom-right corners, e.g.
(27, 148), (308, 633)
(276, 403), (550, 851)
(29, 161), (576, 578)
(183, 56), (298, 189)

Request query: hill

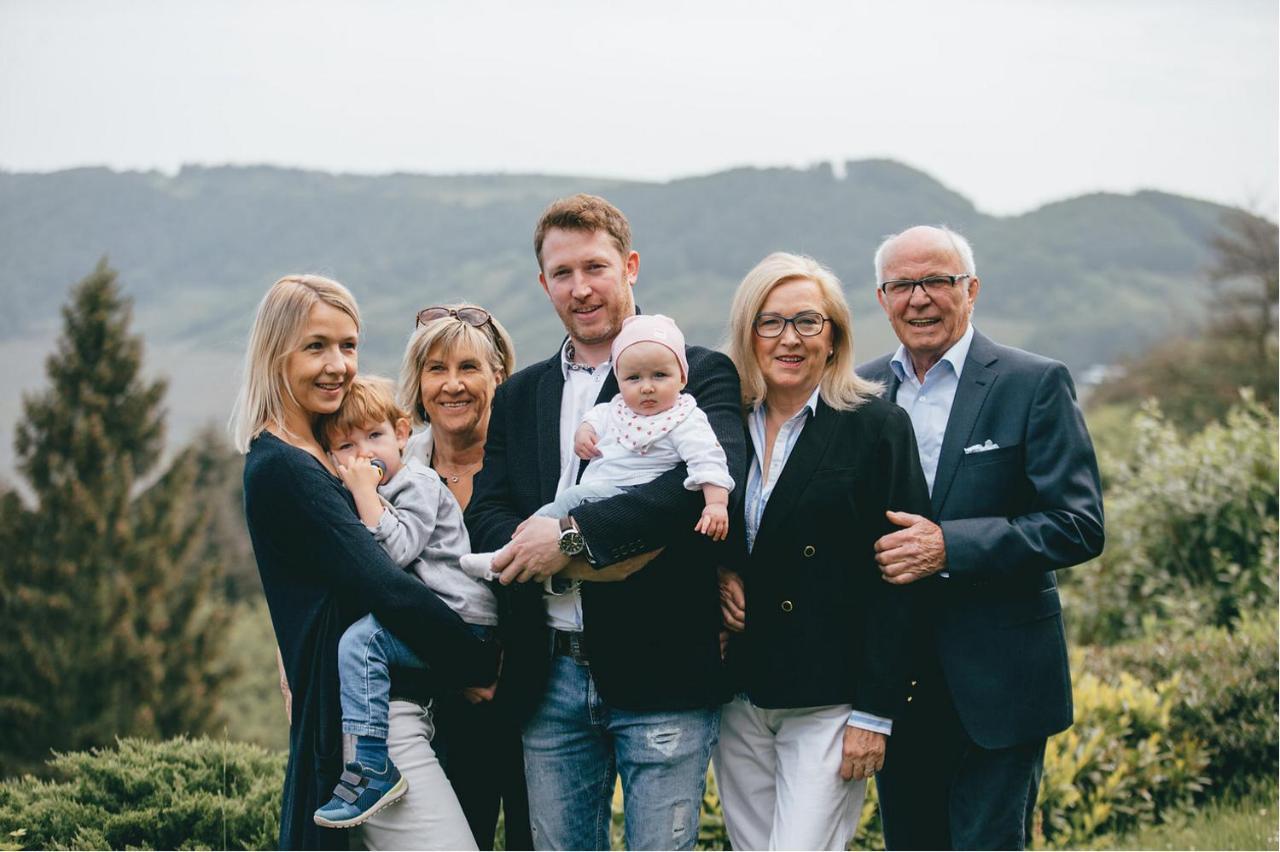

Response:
(0, 160), (1237, 476)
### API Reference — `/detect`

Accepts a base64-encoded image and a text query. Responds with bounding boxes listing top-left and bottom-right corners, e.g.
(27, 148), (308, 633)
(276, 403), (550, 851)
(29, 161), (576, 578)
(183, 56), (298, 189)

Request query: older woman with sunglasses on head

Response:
(712, 253), (931, 850)
(391, 303), (533, 851)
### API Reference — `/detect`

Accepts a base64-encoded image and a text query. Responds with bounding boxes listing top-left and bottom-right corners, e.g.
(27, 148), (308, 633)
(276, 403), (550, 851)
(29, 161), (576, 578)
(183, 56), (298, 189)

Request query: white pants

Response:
(712, 698), (866, 851)
(355, 700), (478, 851)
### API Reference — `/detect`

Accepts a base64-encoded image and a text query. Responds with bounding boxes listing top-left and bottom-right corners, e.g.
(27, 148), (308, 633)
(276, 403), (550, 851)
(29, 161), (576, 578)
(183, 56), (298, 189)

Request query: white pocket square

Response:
(964, 439), (1000, 454)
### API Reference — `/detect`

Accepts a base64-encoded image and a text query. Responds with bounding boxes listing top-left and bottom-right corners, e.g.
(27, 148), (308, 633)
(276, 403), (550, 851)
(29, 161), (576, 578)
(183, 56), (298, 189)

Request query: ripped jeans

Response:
(522, 652), (719, 850)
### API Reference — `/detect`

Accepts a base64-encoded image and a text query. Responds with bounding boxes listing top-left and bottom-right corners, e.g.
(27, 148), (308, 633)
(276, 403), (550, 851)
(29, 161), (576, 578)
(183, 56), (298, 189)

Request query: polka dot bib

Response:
(610, 393), (697, 455)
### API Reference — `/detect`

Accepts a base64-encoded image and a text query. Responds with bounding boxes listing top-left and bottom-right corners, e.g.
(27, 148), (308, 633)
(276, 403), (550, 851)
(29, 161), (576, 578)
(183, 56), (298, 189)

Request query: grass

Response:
(1105, 780), (1279, 851)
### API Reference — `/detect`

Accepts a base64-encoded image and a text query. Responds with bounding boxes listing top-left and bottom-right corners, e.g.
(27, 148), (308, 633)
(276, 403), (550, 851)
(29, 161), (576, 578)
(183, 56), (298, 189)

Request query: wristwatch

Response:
(557, 516), (586, 557)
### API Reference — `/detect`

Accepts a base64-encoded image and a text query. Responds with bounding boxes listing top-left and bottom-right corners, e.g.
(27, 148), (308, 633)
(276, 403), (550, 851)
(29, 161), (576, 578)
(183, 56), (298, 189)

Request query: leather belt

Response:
(552, 629), (589, 664)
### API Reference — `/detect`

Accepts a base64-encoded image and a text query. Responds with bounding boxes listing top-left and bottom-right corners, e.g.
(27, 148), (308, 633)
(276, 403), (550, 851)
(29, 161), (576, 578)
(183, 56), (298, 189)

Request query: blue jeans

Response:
(338, 613), (492, 738)
(522, 652), (720, 850)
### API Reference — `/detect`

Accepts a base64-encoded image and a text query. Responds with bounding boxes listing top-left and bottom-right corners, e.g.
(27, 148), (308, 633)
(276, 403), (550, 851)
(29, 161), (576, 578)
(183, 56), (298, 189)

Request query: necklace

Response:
(434, 459), (483, 484)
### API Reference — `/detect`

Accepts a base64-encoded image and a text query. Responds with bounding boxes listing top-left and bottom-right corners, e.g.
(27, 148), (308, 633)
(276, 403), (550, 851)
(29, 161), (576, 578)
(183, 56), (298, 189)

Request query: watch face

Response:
(558, 529), (585, 556)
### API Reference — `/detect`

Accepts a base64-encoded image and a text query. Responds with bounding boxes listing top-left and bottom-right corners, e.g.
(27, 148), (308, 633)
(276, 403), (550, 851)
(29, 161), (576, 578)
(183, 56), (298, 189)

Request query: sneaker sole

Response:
(313, 776), (409, 829)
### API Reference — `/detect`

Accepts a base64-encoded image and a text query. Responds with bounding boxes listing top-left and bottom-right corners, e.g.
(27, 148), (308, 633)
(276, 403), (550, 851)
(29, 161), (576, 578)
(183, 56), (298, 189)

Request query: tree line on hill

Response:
(0, 161), (1249, 374)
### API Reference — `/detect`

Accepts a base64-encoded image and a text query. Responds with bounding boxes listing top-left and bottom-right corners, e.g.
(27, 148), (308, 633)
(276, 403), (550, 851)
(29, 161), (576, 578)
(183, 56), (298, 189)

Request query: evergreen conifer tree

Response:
(0, 260), (231, 774)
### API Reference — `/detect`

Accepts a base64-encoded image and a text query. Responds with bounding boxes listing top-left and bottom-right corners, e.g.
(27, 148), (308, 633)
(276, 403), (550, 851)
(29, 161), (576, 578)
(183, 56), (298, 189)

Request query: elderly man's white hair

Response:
(873, 225), (978, 283)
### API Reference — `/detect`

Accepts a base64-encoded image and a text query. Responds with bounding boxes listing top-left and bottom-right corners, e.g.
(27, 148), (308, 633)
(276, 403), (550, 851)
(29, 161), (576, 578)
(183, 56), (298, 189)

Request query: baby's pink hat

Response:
(611, 314), (689, 381)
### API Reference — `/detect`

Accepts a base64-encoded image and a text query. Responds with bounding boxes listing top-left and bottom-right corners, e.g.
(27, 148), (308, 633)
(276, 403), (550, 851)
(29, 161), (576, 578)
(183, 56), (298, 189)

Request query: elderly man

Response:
(858, 225), (1104, 850)
(466, 194), (745, 850)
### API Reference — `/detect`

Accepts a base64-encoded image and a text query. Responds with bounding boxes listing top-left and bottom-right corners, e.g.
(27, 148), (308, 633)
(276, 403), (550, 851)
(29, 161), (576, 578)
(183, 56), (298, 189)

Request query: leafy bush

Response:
(0, 736), (283, 850)
(1077, 610), (1279, 799)
(1037, 669), (1211, 849)
(1065, 394), (1278, 645)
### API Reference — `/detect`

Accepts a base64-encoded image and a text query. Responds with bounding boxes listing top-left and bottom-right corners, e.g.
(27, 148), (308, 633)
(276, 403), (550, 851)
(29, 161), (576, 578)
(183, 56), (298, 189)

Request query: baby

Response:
(462, 313), (733, 579)
(311, 376), (497, 830)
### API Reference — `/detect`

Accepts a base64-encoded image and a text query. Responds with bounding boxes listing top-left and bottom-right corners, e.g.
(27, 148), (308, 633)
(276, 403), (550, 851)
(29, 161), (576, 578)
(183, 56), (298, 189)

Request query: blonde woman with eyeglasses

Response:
(712, 253), (932, 850)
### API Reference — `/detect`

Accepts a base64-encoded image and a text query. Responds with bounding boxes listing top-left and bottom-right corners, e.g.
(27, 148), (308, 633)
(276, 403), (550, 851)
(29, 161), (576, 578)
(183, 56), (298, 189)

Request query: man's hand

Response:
(573, 423), (602, 460)
(840, 726), (887, 781)
(718, 568), (746, 632)
(492, 515), (570, 585)
(874, 510), (946, 585)
(561, 548), (664, 583)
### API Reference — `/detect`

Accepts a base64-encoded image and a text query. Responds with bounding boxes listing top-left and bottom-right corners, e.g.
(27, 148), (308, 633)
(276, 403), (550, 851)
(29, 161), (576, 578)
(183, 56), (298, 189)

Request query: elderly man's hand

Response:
(874, 510), (946, 585)
(840, 726), (886, 781)
(718, 568), (746, 632)
(492, 515), (570, 585)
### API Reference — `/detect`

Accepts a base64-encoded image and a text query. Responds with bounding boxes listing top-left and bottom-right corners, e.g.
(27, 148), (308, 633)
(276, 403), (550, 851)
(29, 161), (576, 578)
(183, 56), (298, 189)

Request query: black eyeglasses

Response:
(415, 306), (492, 329)
(753, 311), (829, 338)
(879, 274), (970, 300)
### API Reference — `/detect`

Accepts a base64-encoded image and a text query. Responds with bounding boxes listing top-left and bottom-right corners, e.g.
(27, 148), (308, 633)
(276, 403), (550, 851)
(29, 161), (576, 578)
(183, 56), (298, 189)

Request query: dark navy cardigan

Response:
(244, 432), (498, 850)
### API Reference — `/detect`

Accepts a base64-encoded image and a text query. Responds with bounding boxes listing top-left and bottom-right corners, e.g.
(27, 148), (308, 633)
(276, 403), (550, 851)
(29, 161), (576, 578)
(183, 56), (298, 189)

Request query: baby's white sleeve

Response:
(670, 407), (736, 492)
(580, 401), (612, 436)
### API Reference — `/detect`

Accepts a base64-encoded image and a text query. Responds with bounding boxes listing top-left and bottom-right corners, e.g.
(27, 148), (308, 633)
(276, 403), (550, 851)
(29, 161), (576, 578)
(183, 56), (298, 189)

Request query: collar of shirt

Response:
(744, 385), (821, 553)
(889, 322), (976, 388)
(560, 338), (611, 378)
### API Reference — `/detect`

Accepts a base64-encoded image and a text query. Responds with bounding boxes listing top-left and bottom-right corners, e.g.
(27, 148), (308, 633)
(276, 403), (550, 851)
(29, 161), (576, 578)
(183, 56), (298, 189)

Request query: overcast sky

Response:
(1, 0), (1275, 215)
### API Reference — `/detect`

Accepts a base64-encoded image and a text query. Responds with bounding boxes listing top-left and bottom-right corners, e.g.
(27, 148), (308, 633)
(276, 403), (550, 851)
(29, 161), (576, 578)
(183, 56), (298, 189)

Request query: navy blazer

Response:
(466, 342), (748, 722)
(858, 329), (1104, 749)
(727, 395), (931, 719)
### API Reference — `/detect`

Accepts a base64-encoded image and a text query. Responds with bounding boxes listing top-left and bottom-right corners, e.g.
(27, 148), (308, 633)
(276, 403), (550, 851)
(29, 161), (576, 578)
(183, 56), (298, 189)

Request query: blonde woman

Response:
(713, 253), (931, 850)
(231, 276), (497, 850)
(395, 304), (533, 851)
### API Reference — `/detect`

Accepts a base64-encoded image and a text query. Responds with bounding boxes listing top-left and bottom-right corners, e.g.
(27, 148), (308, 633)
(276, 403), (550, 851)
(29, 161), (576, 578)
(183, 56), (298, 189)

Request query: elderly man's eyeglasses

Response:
(753, 311), (828, 338)
(415, 306), (492, 329)
(879, 274), (971, 300)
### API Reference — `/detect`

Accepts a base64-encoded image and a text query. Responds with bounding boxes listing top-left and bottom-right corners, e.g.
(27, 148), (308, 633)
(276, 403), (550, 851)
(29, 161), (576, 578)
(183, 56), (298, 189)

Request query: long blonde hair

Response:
(398, 306), (516, 427)
(726, 252), (882, 411)
(229, 274), (361, 453)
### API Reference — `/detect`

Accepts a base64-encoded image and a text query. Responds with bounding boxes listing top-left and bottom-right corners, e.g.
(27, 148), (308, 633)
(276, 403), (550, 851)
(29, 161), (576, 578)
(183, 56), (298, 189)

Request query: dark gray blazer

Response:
(858, 329), (1104, 749)
(466, 342), (748, 723)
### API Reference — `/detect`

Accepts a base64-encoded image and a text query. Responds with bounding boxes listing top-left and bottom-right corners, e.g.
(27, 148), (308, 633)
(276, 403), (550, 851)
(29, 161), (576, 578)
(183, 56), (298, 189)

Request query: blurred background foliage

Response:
(0, 175), (1275, 848)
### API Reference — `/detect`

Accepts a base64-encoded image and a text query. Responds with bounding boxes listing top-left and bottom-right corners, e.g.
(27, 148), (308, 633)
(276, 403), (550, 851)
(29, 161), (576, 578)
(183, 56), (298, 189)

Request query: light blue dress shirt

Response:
(888, 323), (976, 494)
(744, 387), (893, 736)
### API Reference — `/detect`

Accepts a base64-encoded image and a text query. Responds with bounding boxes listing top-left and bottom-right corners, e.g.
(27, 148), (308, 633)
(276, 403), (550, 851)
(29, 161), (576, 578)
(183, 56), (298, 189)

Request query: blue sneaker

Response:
(313, 759), (408, 829)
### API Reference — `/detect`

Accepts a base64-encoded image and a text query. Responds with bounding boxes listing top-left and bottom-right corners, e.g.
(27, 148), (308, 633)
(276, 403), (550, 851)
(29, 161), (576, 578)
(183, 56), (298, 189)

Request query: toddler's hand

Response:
(336, 453), (384, 493)
(695, 503), (729, 541)
(574, 423), (601, 460)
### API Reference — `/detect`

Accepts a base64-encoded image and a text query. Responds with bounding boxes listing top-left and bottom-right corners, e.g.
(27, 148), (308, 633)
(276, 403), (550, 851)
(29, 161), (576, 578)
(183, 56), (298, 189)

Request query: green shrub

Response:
(1077, 610), (1279, 799)
(0, 736), (283, 850)
(1037, 669), (1211, 849)
(1065, 394), (1278, 645)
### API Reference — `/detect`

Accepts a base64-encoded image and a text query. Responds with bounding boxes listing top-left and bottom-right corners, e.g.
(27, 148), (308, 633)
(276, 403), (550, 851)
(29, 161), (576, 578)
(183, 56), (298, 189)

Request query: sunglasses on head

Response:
(415, 306), (492, 329)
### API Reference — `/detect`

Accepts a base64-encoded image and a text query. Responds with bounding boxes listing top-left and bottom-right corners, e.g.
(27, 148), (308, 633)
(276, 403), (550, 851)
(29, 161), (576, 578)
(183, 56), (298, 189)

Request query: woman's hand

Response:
(718, 568), (746, 632)
(561, 548), (664, 582)
(275, 647), (292, 725)
(461, 681), (497, 703)
(840, 726), (886, 781)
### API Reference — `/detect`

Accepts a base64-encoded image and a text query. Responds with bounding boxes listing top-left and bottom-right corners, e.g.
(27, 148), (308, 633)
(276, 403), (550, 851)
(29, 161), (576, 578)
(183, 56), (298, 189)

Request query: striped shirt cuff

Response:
(847, 710), (893, 735)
